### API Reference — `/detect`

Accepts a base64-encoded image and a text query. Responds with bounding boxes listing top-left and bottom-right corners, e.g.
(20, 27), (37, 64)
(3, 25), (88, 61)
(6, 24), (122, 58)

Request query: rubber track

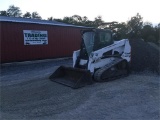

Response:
(94, 58), (128, 82)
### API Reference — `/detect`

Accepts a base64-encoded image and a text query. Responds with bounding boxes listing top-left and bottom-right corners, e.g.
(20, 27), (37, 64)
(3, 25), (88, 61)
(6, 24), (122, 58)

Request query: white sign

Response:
(23, 30), (48, 45)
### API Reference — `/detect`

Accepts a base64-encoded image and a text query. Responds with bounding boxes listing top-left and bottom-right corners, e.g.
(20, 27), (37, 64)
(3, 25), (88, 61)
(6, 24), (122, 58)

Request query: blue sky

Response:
(0, 0), (159, 25)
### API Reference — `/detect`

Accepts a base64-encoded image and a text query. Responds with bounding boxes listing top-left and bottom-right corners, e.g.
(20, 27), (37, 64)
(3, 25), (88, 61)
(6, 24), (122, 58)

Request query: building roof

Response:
(0, 16), (92, 28)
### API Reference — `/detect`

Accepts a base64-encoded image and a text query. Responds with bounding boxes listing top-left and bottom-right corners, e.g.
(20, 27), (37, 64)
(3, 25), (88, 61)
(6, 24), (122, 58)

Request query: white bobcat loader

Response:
(49, 29), (131, 89)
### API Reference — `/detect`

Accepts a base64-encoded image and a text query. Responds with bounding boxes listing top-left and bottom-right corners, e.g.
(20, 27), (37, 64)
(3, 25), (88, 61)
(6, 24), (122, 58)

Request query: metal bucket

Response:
(49, 66), (93, 89)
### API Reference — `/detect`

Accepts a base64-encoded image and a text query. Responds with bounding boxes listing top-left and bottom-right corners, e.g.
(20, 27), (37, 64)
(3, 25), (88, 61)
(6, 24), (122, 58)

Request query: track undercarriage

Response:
(94, 58), (129, 82)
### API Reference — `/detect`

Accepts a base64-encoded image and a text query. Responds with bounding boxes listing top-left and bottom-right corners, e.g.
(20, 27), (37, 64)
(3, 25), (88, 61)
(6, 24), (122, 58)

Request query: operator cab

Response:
(75, 29), (114, 69)
(80, 29), (113, 59)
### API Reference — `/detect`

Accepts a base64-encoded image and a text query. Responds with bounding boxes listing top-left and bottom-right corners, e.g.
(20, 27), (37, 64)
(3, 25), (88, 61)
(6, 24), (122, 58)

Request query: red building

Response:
(0, 16), (91, 63)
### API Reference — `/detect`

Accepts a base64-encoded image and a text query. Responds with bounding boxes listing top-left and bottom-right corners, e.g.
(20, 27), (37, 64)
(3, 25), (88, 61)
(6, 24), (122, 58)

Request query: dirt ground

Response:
(0, 59), (159, 120)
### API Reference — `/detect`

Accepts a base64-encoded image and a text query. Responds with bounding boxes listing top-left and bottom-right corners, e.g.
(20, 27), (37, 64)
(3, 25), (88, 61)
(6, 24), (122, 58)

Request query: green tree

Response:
(99, 22), (118, 29)
(7, 5), (22, 17)
(82, 16), (88, 23)
(54, 18), (63, 22)
(78, 16), (88, 26)
(48, 16), (54, 21)
(84, 20), (94, 27)
(141, 24), (153, 42)
(94, 16), (104, 27)
(72, 15), (82, 23)
(0, 10), (9, 16)
(62, 16), (74, 24)
(141, 22), (160, 44)
(115, 22), (128, 39)
(127, 13), (143, 38)
(31, 12), (42, 19)
(158, 23), (160, 28)
(143, 21), (153, 26)
(23, 12), (31, 18)
(153, 23), (160, 44)
(53, 15), (103, 27)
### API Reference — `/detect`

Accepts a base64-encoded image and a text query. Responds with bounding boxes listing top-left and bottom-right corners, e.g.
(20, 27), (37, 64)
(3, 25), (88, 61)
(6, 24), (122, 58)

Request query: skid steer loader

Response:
(49, 29), (131, 89)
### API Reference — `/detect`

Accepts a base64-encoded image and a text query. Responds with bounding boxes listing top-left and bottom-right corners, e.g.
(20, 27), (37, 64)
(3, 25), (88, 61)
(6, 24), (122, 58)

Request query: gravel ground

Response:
(0, 59), (160, 120)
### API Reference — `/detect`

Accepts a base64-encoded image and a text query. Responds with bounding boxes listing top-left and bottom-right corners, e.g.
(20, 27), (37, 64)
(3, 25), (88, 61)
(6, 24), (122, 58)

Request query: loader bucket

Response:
(49, 66), (93, 89)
